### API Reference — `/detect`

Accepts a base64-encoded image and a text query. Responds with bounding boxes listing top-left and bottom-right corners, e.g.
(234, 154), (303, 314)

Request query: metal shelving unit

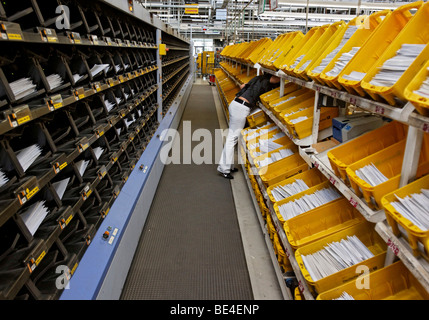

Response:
(219, 51), (429, 299)
(0, 0), (192, 300)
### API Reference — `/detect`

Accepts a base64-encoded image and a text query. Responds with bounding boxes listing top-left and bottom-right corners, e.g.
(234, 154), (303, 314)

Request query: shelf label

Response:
(328, 175), (336, 186)
(375, 105), (385, 115)
(387, 238), (400, 256)
(7, 105), (31, 128)
(422, 123), (429, 134)
(349, 196), (359, 208)
(27, 251), (46, 273)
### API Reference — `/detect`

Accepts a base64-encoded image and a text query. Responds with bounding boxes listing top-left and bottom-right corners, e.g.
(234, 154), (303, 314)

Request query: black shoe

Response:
(218, 172), (234, 179)
(230, 168), (239, 173)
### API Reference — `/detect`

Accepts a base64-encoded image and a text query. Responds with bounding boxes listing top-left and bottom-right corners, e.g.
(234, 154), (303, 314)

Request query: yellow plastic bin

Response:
(274, 90), (315, 118)
(283, 107), (339, 140)
(260, 87), (282, 108)
(382, 174), (429, 260)
(273, 27), (321, 70)
(284, 198), (365, 250)
(266, 83), (303, 112)
(258, 33), (292, 69)
(259, 153), (310, 188)
(273, 233), (292, 273)
(405, 58), (429, 116)
(247, 110), (268, 128)
(320, 10), (391, 90)
(294, 287), (302, 300)
(248, 38), (273, 65)
(280, 25), (329, 75)
(360, 1), (429, 105)
(346, 136), (429, 209)
(268, 32), (305, 71)
(295, 221), (387, 295)
(246, 128), (283, 150)
(292, 21), (345, 81)
(252, 141), (298, 167)
(339, 2), (424, 96)
(327, 121), (407, 184)
(272, 180), (336, 226)
(307, 16), (368, 85)
(266, 168), (326, 204)
(316, 261), (429, 300)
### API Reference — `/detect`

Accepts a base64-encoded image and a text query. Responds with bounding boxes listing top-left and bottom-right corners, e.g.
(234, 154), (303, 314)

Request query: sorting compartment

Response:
(404, 58), (429, 116)
(295, 220), (387, 295)
(346, 135), (429, 209)
(319, 10), (391, 90)
(259, 153), (309, 187)
(284, 198), (365, 249)
(283, 106), (339, 140)
(292, 21), (345, 81)
(327, 121), (407, 184)
(360, 1), (429, 105)
(381, 173), (429, 260)
(339, 2), (423, 96)
(266, 168), (326, 204)
(317, 260), (429, 300)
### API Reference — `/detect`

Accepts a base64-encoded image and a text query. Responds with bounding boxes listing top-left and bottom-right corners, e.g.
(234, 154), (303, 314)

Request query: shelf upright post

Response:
(311, 91), (321, 144)
(399, 125), (424, 188)
(156, 28), (163, 122)
(279, 79), (285, 98)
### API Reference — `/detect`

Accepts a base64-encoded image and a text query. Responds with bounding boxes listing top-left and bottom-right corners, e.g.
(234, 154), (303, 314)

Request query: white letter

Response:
(355, 265), (370, 289)
(192, 128), (212, 165)
(56, 5), (71, 30)
(55, 265), (70, 290)
(159, 129), (180, 164)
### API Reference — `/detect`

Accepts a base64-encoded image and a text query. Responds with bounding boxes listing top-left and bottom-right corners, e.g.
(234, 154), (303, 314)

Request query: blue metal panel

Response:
(60, 76), (192, 300)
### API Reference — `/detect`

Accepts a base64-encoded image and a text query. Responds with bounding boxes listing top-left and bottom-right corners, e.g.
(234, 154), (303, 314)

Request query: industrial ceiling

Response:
(135, 0), (417, 42)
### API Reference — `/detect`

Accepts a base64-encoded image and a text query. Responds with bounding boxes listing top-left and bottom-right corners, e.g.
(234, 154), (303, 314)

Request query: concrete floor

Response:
(207, 79), (285, 300)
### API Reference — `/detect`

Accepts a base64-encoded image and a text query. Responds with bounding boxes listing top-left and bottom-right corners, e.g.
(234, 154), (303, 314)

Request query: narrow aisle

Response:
(120, 83), (254, 300)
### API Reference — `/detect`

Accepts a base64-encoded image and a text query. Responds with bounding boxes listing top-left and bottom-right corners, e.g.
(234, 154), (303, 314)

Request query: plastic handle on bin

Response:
(396, 0), (424, 18)
(370, 9), (392, 25)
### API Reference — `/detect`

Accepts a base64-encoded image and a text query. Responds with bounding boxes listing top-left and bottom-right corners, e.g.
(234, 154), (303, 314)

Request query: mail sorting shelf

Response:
(220, 49), (429, 298)
(0, 0), (171, 300)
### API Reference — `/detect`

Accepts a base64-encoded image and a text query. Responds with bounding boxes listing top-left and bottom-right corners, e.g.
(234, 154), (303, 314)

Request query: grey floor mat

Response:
(120, 84), (253, 300)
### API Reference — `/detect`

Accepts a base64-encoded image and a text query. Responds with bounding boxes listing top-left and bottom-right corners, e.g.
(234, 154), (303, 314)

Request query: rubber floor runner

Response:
(120, 84), (253, 300)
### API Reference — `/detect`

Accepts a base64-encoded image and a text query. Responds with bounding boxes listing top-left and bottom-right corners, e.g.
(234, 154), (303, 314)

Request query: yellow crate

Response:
(248, 38), (274, 65)
(272, 32), (306, 70)
(283, 107), (339, 140)
(292, 21), (346, 81)
(249, 136), (294, 160)
(320, 10), (391, 90)
(339, 2), (424, 96)
(284, 198), (365, 250)
(295, 221), (387, 295)
(247, 110), (268, 128)
(258, 33), (291, 69)
(405, 58), (429, 117)
(273, 233), (292, 273)
(260, 87), (282, 108)
(307, 16), (368, 85)
(266, 168), (326, 204)
(346, 136), (429, 209)
(316, 261), (429, 300)
(266, 83), (303, 113)
(274, 90), (314, 118)
(272, 180), (335, 226)
(327, 121), (408, 184)
(360, 2), (429, 105)
(280, 25), (330, 75)
(246, 128), (283, 150)
(253, 143), (298, 170)
(242, 122), (276, 141)
(259, 153), (310, 187)
(259, 31), (304, 70)
(382, 174), (429, 260)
